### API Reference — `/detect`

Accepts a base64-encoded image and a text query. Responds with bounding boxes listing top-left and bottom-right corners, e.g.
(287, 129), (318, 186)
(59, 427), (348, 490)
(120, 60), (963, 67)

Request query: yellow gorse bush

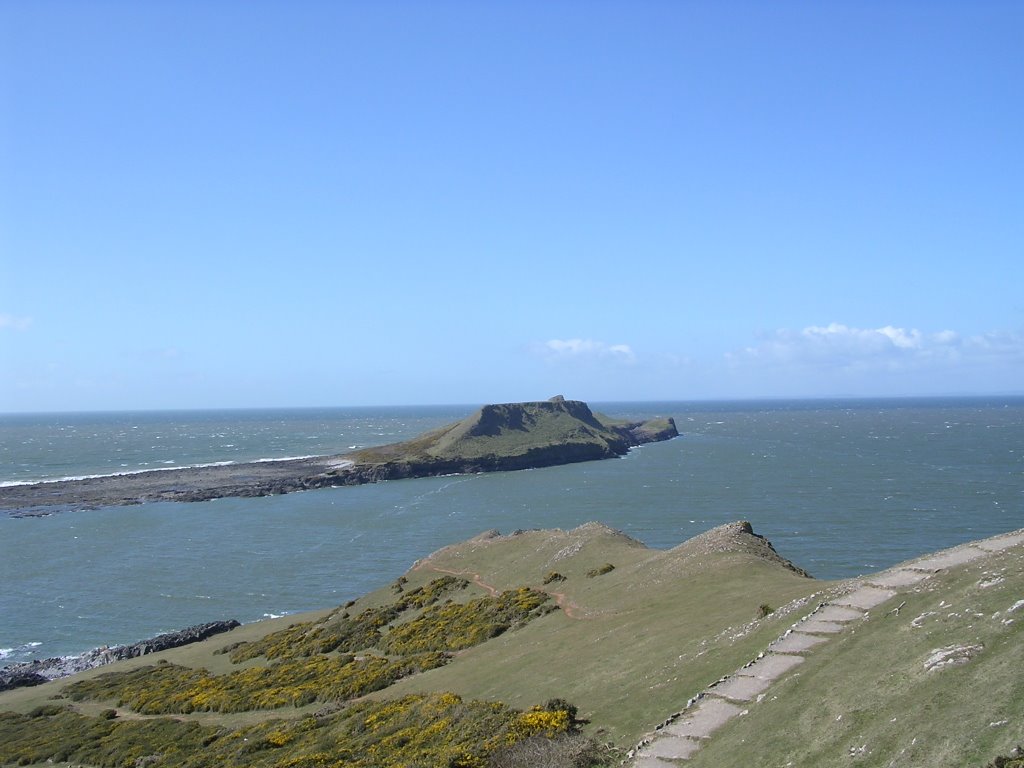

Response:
(382, 587), (552, 655)
(228, 576), (470, 664)
(6, 687), (579, 767)
(42, 578), (580, 767)
(511, 706), (572, 740)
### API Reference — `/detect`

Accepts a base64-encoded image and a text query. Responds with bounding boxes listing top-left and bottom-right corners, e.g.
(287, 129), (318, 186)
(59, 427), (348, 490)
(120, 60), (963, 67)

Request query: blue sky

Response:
(1, 1), (1022, 412)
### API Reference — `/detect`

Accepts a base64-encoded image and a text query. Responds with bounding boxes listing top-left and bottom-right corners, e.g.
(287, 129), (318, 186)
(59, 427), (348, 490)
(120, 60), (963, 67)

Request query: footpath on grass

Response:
(628, 529), (1024, 766)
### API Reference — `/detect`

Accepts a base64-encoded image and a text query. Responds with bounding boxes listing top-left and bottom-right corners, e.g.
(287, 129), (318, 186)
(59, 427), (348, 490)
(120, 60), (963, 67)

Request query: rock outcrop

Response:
(0, 620), (240, 691)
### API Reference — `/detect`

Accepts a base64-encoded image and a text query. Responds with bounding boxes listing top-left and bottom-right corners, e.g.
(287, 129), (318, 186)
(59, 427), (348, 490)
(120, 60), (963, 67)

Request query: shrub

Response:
(66, 653), (450, 714)
(228, 576), (468, 663)
(3, 692), (582, 767)
(543, 572), (566, 585)
(543, 698), (579, 725)
(27, 704), (65, 717)
(489, 732), (611, 768)
(382, 588), (552, 656)
(586, 564), (615, 578)
(987, 748), (1024, 768)
(757, 603), (774, 619)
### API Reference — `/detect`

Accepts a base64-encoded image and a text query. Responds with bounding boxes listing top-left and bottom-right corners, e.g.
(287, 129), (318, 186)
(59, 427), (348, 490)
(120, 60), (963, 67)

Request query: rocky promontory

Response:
(0, 398), (677, 515)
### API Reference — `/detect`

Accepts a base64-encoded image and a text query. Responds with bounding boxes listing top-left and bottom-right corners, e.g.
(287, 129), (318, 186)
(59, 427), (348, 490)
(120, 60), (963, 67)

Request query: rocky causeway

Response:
(0, 455), (365, 516)
(0, 398), (678, 516)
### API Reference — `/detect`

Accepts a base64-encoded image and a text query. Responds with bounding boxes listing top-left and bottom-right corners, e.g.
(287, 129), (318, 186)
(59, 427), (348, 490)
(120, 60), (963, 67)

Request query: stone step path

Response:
(629, 529), (1024, 766)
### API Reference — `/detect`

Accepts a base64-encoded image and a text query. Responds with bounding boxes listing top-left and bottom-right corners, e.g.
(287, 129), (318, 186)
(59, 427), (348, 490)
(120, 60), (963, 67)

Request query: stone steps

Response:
(628, 529), (1024, 765)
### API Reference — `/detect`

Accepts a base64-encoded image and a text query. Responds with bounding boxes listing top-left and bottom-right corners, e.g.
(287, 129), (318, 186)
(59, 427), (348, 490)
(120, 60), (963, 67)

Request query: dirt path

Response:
(413, 562), (501, 597)
(544, 589), (590, 620)
(629, 529), (1024, 766)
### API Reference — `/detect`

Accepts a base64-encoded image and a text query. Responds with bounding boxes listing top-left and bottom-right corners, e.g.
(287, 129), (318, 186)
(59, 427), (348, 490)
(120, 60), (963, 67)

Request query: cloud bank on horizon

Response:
(526, 323), (1023, 403)
(734, 323), (1024, 370)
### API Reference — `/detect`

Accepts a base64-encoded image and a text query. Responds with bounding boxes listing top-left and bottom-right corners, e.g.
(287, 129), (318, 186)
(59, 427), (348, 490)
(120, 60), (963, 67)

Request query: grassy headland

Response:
(1, 521), (1022, 767)
(345, 396), (677, 473)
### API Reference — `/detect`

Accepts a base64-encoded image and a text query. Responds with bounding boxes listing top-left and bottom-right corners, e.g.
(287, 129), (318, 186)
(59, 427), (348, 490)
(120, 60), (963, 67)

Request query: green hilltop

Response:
(1, 522), (1022, 767)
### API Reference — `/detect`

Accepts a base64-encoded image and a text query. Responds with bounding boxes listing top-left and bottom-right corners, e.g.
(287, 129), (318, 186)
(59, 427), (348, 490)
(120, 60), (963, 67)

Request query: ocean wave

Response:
(0, 642), (42, 660)
(0, 461), (237, 487)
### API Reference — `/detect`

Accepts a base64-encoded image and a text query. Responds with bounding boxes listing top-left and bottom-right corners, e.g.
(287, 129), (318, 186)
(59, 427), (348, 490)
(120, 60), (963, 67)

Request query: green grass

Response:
(3, 520), (1020, 767)
(686, 544), (1024, 767)
(376, 524), (824, 744)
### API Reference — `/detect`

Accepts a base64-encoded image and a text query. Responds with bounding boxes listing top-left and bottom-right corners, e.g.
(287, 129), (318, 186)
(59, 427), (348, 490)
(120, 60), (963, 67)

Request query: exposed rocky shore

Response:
(0, 620), (240, 692)
(0, 399), (678, 516)
(0, 455), (363, 516)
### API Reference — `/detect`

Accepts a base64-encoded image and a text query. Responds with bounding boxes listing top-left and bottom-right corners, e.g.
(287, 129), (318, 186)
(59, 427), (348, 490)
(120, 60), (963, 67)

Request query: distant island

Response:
(0, 397), (678, 515)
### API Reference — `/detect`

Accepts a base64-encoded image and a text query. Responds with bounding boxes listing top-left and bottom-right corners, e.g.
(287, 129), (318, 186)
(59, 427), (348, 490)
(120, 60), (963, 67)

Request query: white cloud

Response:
(539, 338), (636, 363)
(732, 323), (1024, 372)
(0, 313), (32, 331)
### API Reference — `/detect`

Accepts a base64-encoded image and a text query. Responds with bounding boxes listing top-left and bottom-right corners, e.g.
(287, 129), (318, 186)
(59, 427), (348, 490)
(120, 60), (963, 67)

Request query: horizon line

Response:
(3, 392), (1024, 418)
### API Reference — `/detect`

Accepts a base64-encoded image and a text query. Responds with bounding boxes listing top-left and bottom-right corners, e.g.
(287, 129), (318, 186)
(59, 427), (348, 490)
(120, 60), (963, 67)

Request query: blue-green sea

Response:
(1, 398), (1022, 667)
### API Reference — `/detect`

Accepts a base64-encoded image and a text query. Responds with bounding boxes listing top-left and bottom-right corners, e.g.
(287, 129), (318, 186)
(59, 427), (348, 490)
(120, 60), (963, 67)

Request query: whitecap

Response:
(0, 461), (237, 487)
(252, 455), (319, 463)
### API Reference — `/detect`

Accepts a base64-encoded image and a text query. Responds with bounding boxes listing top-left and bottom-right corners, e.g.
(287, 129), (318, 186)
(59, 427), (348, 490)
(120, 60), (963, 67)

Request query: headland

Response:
(1, 520), (1021, 767)
(0, 397), (678, 515)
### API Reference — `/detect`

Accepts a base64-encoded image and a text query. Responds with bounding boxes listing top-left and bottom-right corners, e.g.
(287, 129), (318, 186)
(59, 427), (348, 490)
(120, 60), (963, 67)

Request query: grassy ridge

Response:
(382, 523), (822, 743)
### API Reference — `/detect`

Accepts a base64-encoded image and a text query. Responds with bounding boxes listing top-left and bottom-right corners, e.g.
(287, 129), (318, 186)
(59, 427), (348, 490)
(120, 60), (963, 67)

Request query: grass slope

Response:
(2, 522), (1021, 767)
(685, 540), (1024, 768)
(381, 522), (822, 744)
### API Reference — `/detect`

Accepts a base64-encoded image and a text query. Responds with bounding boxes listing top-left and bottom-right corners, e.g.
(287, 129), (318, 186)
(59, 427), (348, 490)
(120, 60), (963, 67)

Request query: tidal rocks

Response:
(0, 620), (240, 691)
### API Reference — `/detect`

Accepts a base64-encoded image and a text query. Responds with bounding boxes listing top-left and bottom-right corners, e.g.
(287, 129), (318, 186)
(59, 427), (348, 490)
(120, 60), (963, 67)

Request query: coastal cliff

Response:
(0, 397), (678, 514)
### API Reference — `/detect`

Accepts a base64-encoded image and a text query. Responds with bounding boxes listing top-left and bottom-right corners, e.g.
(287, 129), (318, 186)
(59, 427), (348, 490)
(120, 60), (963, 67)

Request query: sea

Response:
(1, 398), (1022, 669)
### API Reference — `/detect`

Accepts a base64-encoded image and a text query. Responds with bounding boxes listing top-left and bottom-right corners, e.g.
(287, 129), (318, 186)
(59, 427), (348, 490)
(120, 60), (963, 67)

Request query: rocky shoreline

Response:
(0, 455), (362, 517)
(0, 620), (241, 692)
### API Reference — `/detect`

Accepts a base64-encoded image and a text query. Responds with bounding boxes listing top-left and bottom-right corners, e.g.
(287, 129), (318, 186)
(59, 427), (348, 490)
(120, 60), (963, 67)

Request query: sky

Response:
(1, 1), (1022, 412)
